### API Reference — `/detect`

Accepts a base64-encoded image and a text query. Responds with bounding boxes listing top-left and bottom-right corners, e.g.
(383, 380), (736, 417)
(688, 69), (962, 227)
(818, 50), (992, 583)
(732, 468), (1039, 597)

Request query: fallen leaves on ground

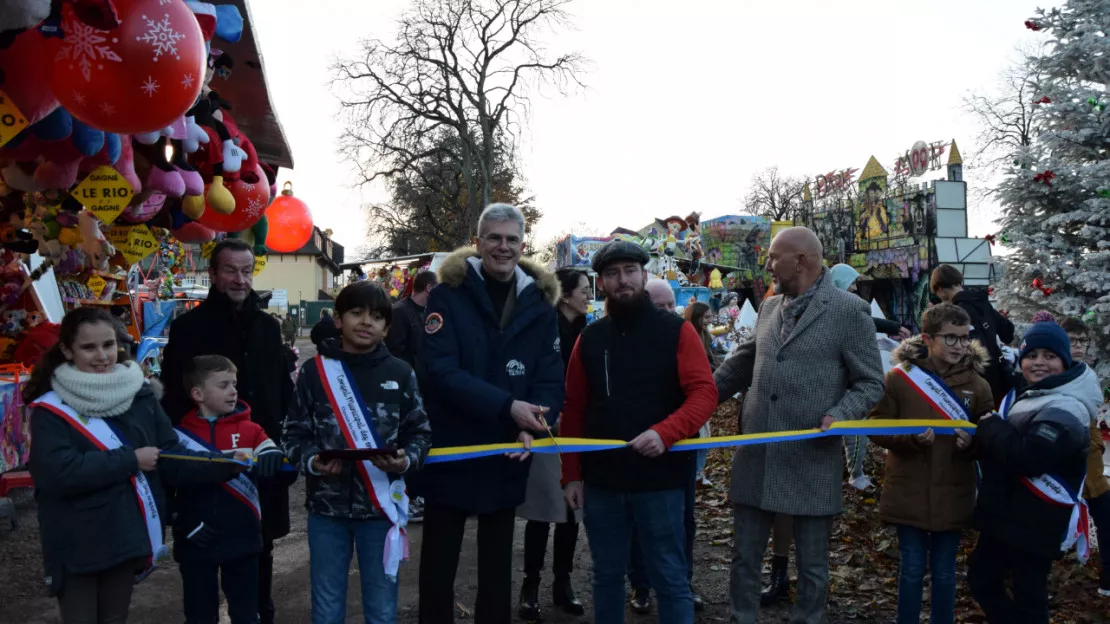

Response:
(696, 401), (1110, 623)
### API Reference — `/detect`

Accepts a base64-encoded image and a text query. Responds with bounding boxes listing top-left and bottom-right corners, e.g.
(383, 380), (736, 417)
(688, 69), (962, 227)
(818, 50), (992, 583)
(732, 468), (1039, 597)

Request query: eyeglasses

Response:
(933, 333), (971, 347)
(481, 233), (522, 248)
(1070, 336), (1090, 349)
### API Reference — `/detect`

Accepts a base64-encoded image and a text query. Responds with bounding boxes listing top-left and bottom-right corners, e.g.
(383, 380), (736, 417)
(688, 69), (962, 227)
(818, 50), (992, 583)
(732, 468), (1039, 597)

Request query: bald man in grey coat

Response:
(715, 228), (884, 624)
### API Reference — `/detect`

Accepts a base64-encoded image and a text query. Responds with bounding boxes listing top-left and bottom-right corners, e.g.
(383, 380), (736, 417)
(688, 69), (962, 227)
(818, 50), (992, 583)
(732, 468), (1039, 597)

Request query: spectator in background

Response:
(385, 270), (438, 386)
(309, 309), (340, 348)
(517, 268), (590, 620)
(1061, 316), (1110, 598)
(628, 277), (705, 614)
(830, 264), (912, 339)
(684, 302), (716, 487)
(281, 314), (298, 346)
(930, 264), (1015, 404)
(645, 279), (676, 314)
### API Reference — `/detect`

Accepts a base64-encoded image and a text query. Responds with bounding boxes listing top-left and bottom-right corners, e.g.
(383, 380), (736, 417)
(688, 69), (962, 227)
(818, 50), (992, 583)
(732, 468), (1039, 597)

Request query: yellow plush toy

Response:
(709, 268), (723, 289)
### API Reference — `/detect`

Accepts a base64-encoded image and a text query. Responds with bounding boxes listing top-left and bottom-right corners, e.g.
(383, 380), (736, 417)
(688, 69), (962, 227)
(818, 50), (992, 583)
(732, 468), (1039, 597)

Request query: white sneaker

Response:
(1099, 587), (1110, 597)
(849, 475), (873, 491)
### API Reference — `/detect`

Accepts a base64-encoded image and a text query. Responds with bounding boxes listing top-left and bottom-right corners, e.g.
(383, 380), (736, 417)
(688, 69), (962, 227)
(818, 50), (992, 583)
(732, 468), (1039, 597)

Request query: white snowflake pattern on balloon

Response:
(181, 73), (195, 89)
(245, 197), (266, 218)
(135, 13), (185, 63)
(56, 20), (122, 82)
(99, 102), (116, 116)
(141, 76), (161, 97)
(72, 91), (87, 107)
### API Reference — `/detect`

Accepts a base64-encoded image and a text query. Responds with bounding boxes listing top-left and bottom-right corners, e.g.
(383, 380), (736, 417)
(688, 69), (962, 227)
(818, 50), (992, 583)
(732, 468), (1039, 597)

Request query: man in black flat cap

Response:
(560, 240), (717, 624)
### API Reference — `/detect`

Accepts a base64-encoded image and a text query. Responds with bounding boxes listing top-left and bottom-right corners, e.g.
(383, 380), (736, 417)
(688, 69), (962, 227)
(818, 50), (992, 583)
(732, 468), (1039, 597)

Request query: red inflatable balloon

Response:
(266, 182), (313, 253)
(196, 166), (270, 233)
(47, 0), (205, 134)
(172, 221), (215, 243)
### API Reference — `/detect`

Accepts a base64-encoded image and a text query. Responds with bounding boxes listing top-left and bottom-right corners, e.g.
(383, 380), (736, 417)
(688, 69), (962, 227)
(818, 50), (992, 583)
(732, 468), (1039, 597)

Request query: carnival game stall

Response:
(0, 0), (308, 501)
(799, 139), (992, 330)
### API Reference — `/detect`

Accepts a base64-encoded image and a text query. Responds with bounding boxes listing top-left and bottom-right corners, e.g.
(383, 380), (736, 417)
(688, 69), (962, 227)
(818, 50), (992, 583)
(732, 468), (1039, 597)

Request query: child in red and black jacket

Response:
(171, 355), (286, 624)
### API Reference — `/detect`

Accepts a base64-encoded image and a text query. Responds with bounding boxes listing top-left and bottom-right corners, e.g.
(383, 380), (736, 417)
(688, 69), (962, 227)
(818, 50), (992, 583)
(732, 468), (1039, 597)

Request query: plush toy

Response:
(0, 0), (51, 36)
(708, 268), (723, 289)
(24, 309), (43, 328)
(1, 309), (26, 336)
(77, 209), (112, 271)
(684, 212), (704, 271)
(662, 217), (686, 257)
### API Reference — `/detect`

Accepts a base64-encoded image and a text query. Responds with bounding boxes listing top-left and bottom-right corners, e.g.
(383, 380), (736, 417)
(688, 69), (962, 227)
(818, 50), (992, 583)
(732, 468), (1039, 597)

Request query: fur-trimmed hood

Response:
(436, 247), (561, 306)
(892, 334), (990, 376)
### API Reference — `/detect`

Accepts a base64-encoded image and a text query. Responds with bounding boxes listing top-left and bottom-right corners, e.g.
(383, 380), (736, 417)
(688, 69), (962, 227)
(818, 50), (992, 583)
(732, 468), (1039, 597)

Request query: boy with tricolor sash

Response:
(869, 303), (994, 624)
(282, 280), (432, 624)
(968, 321), (1100, 624)
(171, 355), (286, 624)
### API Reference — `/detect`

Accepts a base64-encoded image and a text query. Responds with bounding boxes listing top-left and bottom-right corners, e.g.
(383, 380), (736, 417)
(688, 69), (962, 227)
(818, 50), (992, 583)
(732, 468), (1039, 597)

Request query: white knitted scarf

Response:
(51, 362), (145, 418)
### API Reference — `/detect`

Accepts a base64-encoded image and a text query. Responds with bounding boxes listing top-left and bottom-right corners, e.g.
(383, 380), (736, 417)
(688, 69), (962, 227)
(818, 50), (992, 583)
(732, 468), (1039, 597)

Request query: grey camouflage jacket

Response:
(281, 340), (432, 520)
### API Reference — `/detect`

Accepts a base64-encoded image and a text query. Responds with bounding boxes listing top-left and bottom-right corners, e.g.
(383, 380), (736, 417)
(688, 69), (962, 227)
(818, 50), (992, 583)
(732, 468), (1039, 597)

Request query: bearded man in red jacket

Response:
(561, 240), (717, 624)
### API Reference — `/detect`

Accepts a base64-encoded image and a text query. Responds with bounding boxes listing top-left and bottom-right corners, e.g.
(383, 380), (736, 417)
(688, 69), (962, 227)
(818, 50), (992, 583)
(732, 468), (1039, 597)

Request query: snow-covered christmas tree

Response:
(995, 0), (1110, 382)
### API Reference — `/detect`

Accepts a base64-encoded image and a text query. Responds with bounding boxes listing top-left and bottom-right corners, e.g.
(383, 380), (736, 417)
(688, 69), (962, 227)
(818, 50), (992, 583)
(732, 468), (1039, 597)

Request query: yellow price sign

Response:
(253, 254), (267, 276)
(0, 90), (28, 149)
(87, 275), (107, 299)
(107, 224), (159, 266)
(72, 166), (134, 226)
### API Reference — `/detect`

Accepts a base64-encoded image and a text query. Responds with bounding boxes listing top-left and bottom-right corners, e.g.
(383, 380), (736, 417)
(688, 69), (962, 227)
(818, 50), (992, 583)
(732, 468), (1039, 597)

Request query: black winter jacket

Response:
(160, 288), (296, 539)
(282, 340), (432, 520)
(974, 364), (1099, 559)
(310, 316), (340, 348)
(385, 297), (427, 384)
(29, 386), (234, 594)
(953, 289), (1015, 402)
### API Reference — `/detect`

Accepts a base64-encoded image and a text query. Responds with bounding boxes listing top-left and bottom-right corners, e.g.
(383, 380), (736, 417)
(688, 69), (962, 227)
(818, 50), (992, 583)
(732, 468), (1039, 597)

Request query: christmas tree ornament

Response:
(1098, 189), (1110, 198)
(985, 234), (996, 246)
(47, 0), (206, 134)
(1033, 170), (1055, 186)
(1088, 97), (1106, 112)
(265, 182), (312, 253)
(999, 231), (1010, 244)
(1030, 277), (1053, 297)
(1024, 19), (1042, 31)
(1035, 96), (1052, 104)
(1082, 309), (1097, 323)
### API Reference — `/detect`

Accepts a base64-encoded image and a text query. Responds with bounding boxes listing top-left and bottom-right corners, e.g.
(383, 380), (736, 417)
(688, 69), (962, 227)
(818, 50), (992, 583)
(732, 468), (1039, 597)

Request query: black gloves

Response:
(188, 522), (219, 548)
(255, 449), (285, 479)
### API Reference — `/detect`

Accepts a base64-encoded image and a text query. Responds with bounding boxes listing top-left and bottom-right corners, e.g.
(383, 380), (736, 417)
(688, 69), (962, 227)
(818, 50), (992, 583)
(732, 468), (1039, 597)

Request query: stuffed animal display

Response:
(0, 0), (282, 276)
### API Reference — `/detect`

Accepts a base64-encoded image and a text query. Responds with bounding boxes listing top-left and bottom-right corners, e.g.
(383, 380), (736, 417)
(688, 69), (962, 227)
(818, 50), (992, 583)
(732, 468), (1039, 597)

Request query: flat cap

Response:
(592, 239), (650, 273)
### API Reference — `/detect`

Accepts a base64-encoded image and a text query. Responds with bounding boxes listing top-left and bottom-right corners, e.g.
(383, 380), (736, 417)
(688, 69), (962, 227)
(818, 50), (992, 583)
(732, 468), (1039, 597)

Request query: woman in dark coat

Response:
(517, 268), (590, 619)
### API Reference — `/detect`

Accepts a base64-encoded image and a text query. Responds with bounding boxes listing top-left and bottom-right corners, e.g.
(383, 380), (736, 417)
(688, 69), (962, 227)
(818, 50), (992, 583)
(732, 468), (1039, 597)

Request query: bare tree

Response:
(334, 0), (585, 240)
(742, 166), (806, 221)
(962, 44), (1047, 179)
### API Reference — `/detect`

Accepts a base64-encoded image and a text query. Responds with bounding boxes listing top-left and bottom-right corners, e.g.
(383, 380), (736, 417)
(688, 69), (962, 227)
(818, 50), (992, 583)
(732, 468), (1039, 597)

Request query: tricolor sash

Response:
(999, 390), (1091, 563)
(174, 428), (261, 520)
(316, 356), (409, 579)
(32, 392), (170, 582)
(894, 362), (971, 422)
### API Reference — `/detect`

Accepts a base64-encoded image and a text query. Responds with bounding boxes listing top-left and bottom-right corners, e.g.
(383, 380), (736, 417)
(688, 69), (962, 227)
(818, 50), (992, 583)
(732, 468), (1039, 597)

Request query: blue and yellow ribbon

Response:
(160, 420), (974, 468)
(424, 419), (975, 464)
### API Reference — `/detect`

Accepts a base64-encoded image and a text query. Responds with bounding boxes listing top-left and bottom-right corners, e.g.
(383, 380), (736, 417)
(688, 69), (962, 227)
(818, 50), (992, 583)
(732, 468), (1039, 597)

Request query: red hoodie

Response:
(177, 402), (275, 456)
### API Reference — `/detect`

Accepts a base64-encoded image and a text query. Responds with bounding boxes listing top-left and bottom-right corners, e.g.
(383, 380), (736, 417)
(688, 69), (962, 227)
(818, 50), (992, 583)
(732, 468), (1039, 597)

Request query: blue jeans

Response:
(629, 474), (696, 589)
(308, 513), (397, 624)
(895, 525), (959, 624)
(584, 485), (692, 624)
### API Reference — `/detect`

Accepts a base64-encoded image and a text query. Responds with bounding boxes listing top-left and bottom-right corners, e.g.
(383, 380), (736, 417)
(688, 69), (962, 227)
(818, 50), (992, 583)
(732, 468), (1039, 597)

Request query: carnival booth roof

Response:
(218, 0), (293, 169)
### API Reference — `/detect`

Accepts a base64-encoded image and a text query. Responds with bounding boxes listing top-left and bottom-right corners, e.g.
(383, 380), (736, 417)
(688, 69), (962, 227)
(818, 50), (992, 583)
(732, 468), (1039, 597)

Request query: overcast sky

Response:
(251, 0), (1054, 258)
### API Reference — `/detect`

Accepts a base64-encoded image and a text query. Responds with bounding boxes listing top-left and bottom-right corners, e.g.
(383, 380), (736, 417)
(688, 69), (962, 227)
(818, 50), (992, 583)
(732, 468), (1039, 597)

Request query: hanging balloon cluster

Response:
(0, 0), (312, 284)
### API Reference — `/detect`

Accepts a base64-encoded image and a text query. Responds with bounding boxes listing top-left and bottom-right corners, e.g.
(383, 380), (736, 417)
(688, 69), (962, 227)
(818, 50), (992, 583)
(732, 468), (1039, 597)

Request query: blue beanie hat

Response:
(1019, 322), (1072, 368)
(829, 264), (860, 291)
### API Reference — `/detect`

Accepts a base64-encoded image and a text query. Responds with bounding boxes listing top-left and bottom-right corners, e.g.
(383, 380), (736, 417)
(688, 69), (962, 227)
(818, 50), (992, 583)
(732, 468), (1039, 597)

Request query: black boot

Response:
(630, 587), (652, 615)
(760, 554), (790, 606)
(553, 576), (585, 615)
(519, 575), (541, 620)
